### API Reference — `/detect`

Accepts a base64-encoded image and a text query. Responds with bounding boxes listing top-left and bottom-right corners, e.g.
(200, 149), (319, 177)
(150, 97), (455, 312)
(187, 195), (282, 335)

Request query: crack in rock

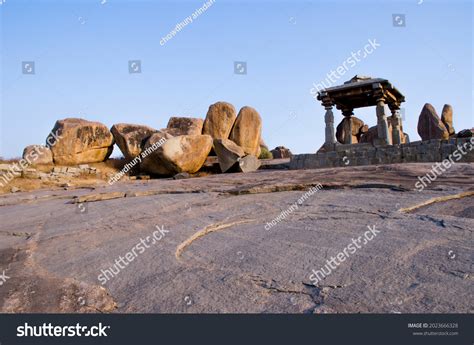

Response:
(0, 231), (32, 239)
(399, 191), (474, 213)
(69, 189), (207, 204)
(224, 182), (408, 196)
(175, 219), (256, 260)
(250, 276), (311, 295)
(250, 276), (348, 313)
(416, 215), (446, 228)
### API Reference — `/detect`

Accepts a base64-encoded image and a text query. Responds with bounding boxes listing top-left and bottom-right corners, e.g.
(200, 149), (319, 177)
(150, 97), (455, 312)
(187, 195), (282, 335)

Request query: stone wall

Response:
(0, 164), (98, 182)
(289, 138), (474, 170)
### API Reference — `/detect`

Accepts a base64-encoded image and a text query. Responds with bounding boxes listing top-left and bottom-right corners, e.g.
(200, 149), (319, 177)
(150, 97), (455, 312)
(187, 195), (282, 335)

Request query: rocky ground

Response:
(0, 163), (473, 313)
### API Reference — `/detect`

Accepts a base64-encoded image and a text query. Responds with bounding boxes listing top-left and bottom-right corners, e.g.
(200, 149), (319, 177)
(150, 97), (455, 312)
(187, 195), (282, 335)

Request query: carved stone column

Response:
(390, 107), (402, 145)
(324, 103), (336, 147)
(375, 96), (391, 145)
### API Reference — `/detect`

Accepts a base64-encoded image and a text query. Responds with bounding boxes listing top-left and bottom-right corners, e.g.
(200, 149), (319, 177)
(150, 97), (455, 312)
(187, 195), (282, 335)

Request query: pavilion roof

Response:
(317, 75), (405, 109)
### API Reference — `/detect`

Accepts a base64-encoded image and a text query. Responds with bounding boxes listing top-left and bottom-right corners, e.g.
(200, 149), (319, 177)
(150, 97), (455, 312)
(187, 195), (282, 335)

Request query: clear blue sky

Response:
(1, 0), (472, 158)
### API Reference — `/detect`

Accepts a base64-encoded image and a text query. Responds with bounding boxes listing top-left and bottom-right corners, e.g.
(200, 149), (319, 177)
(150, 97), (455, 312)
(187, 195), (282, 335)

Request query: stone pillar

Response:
(324, 104), (336, 147)
(376, 97), (391, 145)
(390, 108), (402, 145)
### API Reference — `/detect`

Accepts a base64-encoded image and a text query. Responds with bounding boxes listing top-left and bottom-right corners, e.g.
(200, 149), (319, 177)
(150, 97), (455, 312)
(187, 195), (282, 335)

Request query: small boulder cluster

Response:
(335, 116), (409, 145)
(333, 103), (472, 146)
(23, 102), (270, 177)
(417, 103), (472, 140)
(119, 102), (265, 175)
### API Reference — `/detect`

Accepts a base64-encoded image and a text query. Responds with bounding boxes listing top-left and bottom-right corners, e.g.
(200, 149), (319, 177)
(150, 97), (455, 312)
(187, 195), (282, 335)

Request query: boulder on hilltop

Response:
(46, 118), (114, 165)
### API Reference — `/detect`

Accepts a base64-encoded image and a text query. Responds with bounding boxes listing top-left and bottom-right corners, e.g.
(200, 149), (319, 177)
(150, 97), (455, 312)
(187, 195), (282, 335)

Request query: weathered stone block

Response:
(418, 145), (429, 154)
(22, 169), (40, 179)
(416, 154), (431, 162)
(461, 150), (474, 162)
(440, 144), (456, 160)
(370, 157), (381, 165)
(67, 167), (80, 174)
(390, 156), (402, 164)
(337, 151), (348, 158)
(356, 157), (369, 166)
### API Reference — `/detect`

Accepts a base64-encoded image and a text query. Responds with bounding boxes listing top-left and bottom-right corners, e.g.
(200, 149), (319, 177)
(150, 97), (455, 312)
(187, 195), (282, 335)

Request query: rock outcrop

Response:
(141, 134), (212, 175)
(270, 146), (292, 159)
(336, 116), (368, 144)
(359, 124), (408, 145)
(202, 102), (236, 139)
(22, 145), (53, 165)
(213, 138), (245, 173)
(111, 123), (157, 160)
(457, 129), (473, 138)
(165, 117), (204, 136)
(229, 106), (262, 156)
(140, 132), (175, 175)
(417, 103), (449, 141)
(46, 118), (114, 165)
(236, 155), (260, 173)
(359, 126), (379, 144)
(441, 104), (455, 136)
(28, 103), (266, 175)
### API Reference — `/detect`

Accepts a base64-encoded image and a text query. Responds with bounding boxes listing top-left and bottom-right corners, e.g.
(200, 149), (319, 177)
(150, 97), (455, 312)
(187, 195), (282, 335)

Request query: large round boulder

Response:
(165, 117), (204, 136)
(417, 103), (449, 141)
(22, 145), (53, 165)
(229, 106), (262, 156)
(336, 116), (367, 144)
(139, 132), (174, 175)
(141, 134), (212, 175)
(270, 146), (293, 159)
(111, 123), (157, 160)
(46, 118), (114, 165)
(202, 102), (237, 139)
(441, 104), (455, 136)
